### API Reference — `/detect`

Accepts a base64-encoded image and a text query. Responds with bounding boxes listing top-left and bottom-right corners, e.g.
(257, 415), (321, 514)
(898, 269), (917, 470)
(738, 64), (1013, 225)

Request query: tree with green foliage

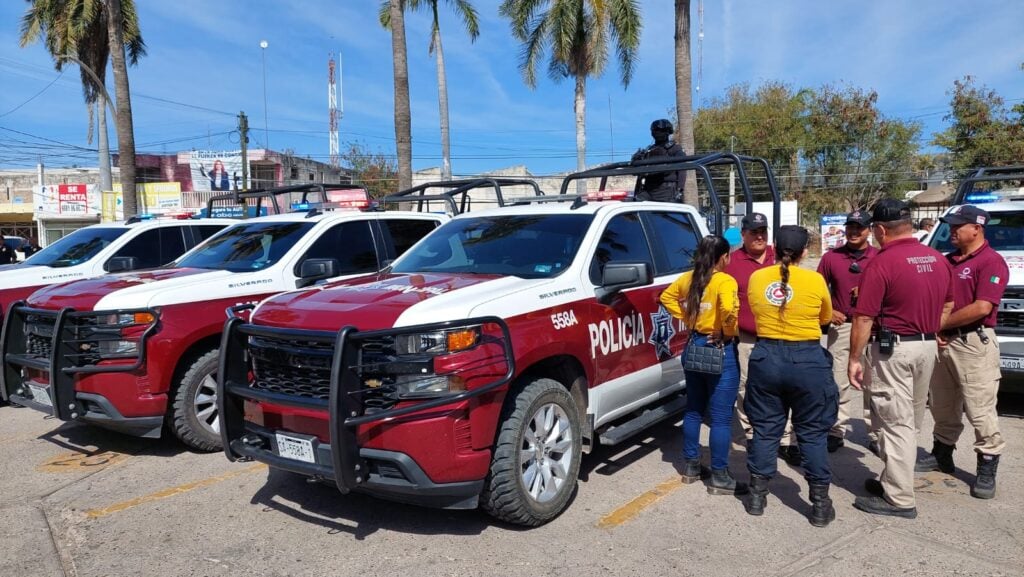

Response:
(799, 84), (920, 214)
(933, 75), (1024, 173)
(380, 0), (479, 182)
(20, 0), (145, 213)
(342, 142), (399, 200)
(500, 0), (641, 194)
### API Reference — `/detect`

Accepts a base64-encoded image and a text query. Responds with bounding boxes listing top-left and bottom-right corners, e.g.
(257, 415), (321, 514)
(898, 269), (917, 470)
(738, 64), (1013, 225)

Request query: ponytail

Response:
(684, 235), (731, 329)
(778, 250), (794, 314)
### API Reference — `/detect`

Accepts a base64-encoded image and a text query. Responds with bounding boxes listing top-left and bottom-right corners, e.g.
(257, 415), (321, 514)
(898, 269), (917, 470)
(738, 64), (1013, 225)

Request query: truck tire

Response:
(170, 349), (221, 452)
(481, 378), (582, 526)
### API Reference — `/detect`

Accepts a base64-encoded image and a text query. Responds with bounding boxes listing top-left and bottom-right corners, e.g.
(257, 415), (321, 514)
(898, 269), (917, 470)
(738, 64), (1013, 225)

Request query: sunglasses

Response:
(849, 262), (862, 274)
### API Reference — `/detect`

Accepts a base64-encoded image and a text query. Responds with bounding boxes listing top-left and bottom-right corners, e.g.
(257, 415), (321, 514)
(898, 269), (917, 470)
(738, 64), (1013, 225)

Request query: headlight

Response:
(394, 374), (466, 397)
(394, 327), (479, 355)
(95, 339), (139, 355)
(104, 312), (156, 326)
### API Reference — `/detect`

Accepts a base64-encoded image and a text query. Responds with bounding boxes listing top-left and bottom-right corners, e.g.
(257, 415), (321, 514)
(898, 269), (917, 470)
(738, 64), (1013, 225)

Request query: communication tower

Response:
(328, 52), (341, 168)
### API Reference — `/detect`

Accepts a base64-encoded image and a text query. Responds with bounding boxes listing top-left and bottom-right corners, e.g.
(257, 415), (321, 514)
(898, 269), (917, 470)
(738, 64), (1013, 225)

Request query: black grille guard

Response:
(1, 301), (160, 420)
(217, 315), (515, 494)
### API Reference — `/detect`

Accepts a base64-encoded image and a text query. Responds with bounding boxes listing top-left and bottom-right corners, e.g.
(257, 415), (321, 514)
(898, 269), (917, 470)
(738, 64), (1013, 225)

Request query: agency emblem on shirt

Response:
(764, 281), (794, 306)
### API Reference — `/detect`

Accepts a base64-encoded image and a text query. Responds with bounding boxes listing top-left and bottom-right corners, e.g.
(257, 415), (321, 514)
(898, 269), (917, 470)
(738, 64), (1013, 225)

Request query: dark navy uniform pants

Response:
(744, 339), (839, 485)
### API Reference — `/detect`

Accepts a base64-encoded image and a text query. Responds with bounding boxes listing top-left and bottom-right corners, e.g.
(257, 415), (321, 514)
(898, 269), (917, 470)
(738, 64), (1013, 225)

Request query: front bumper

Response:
(218, 316), (514, 507)
(1, 302), (159, 425)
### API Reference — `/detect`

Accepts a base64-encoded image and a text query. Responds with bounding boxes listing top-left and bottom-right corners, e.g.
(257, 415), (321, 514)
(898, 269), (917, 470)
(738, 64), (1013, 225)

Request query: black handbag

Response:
(683, 339), (725, 375)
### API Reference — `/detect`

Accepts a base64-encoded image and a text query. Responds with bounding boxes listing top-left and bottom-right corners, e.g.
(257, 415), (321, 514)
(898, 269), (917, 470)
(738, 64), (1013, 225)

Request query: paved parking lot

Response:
(2, 392), (1022, 577)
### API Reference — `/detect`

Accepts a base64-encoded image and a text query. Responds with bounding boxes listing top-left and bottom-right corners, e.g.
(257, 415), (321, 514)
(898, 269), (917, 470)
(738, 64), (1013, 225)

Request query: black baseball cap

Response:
(870, 199), (912, 223)
(941, 205), (990, 227)
(846, 209), (872, 227)
(741, 212), (769, 231)
(776, 225), (809, 254)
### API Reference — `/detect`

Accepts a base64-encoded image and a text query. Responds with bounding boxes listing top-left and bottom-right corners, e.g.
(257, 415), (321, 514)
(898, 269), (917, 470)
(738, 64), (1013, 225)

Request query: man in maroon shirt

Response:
(925, 205), (1008, 499)
(818, 209), (878, 453)
(848, 199), (954, 518)
(725, 213), (799, 465)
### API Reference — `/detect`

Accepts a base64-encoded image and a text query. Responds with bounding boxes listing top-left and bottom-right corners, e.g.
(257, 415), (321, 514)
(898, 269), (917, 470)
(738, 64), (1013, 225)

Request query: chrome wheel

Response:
(519, 402), (574, 504)
(192, 372), (219, 435)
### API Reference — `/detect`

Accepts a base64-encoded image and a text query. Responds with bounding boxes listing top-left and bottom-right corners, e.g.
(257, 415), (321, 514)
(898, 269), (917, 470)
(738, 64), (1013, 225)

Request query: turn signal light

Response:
(446, 328), (479, 353)
(133, 312), (156, 325)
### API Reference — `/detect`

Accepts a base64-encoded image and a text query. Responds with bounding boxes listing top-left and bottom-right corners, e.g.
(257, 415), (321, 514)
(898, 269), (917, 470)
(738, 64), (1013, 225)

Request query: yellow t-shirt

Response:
(660, 270), (739, 337)
(748, 265), (832, 341)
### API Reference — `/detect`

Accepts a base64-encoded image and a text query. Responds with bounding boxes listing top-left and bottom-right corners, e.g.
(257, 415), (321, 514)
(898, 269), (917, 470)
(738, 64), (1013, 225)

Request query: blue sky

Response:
(1, 1), (1023, 177)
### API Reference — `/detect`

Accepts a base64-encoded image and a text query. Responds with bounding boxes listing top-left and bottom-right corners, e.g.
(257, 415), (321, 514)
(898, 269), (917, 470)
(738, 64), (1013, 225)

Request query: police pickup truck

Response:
(217, 153), (781, 525)
(2, 181), (527, 450)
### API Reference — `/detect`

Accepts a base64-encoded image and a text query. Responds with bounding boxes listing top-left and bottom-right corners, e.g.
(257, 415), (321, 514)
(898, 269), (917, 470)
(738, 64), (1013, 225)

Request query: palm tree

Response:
(19, 0), (145, 215)
(380, 0), (480, 181)
(388, 0), (413, 191)
(674, 0), (697, 205)
(500, 0), (641, 194)
(106, 0), (141, 217)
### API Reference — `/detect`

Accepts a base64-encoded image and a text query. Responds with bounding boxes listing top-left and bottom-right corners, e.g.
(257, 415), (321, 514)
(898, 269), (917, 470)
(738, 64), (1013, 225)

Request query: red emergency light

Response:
(585, 190), (631, 202)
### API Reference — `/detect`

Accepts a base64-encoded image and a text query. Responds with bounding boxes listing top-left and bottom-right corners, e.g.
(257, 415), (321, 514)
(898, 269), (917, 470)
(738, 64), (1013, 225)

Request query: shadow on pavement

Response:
(247, 467), (505, 539)
(34, 420), (191, 459)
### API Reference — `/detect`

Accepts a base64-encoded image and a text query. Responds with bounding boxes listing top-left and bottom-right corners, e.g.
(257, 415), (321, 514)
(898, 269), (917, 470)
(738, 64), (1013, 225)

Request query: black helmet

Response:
(650, 119), (674, 134)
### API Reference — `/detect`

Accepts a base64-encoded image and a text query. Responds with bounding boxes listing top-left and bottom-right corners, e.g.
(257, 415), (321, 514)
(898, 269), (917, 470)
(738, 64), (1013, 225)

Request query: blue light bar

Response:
(138, 214), (156, 220)
(290, 202), (311, 211)
(965, 193), (1001, 204)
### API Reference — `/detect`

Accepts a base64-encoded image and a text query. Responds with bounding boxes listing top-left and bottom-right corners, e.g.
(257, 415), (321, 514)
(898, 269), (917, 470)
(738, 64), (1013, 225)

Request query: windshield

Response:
(391, 214), (593, 279)
(930, 210), (1024, 252)
(174, 221), (314, 272)
(25, 227), (128, 268)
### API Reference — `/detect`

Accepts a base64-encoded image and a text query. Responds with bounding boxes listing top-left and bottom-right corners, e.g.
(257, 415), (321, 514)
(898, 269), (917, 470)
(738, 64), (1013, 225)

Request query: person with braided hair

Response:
(660, 235), (742, 495)
(742, 225), (838, 527)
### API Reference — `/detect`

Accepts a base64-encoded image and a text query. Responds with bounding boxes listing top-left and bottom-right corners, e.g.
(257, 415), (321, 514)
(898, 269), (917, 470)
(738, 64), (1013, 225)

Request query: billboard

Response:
(33, 184), (101, 218)
(820, 214), (847, 252)
(104, 182), (184, 221)
(189, 150), (247, 192)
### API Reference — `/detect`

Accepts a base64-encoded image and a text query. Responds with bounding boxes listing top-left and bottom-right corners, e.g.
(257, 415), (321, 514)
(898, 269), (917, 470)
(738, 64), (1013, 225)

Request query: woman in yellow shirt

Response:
(742, 225), (838, 528)
(660, 235), (741, 495)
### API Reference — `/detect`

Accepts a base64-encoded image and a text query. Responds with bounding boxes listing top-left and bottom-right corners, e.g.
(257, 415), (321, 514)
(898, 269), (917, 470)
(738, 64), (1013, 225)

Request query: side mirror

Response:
(296, 258), (339, 288)
(596, 262), (653, 302)
(105, 256), (139, 273)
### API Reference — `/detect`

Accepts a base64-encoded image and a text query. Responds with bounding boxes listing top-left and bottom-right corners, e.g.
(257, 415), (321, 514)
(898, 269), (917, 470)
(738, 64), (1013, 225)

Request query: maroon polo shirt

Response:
(817, 243), (879, 317)
(725, 245), (775, 334)
(946, 241), (1009, 328)
(855, 237), (954, 335)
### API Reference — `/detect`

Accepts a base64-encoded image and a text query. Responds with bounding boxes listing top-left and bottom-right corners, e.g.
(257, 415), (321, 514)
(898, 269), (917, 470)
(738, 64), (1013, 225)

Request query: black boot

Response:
(933, 440), (956, 474)
(971, 454), (1000, 499)
(744, 475), (770, 516)
(681, 459), (701, 484)
(808, 484), (836, 528)
(707, 469), (747, 495)
(914, 447), (938, 472)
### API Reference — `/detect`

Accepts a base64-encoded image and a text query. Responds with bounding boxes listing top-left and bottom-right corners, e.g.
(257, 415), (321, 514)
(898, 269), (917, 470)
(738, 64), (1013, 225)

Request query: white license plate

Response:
(275, 433), (316, 463)
(27, 384), (52, 407)
(1000, 357), (1024, 371)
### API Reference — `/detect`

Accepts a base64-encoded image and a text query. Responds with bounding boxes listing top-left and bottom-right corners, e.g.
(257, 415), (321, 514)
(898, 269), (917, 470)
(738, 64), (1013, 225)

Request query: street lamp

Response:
(260, 40), (269, 151)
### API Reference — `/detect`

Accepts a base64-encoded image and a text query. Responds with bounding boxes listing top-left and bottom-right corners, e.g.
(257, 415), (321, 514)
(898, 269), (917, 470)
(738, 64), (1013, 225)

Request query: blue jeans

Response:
(744, 339), (839, 485)
(682, 335), (740, 471)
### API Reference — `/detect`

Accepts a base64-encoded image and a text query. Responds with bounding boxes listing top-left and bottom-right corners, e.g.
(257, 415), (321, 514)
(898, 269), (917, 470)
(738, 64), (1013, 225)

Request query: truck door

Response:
(584, 211), (664, 422)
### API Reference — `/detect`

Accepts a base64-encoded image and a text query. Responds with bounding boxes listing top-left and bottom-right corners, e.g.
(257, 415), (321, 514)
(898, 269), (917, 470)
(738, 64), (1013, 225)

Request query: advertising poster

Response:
(820, 214), (847, 252)
(33, 184), (100, 217)
(104, 183), (184, 221)
(189, 151), (247, 192)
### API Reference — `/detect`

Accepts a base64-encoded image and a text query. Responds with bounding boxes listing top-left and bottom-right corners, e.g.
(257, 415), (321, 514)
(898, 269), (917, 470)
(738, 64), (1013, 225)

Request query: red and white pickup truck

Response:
(217, 154), (781, 525)
(1, 185), (453, 450)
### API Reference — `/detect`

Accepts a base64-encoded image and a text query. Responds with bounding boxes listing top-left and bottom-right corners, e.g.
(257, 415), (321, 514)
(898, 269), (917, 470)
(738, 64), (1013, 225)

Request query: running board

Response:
(597, 395), (686, 446)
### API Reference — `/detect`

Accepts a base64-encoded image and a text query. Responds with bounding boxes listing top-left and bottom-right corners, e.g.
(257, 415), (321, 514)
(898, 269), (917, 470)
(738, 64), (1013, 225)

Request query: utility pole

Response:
(239, 111), (250, 218)
(729, 135), (736, 226)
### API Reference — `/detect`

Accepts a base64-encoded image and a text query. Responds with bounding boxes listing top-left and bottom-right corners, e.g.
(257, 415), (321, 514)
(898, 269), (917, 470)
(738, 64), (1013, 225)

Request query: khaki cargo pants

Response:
(869, 338), (937, 509)
(737, 331), (794, 446)
(824, 322), (873, 440)
(930, 327), (1005, 456)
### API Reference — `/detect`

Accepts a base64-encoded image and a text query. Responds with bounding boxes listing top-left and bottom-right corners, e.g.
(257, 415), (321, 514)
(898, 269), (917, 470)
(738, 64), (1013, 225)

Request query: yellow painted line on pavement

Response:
(85, 463), (267, 519)
(597, 476), (683, 529)
(37, 451), (130, 473)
